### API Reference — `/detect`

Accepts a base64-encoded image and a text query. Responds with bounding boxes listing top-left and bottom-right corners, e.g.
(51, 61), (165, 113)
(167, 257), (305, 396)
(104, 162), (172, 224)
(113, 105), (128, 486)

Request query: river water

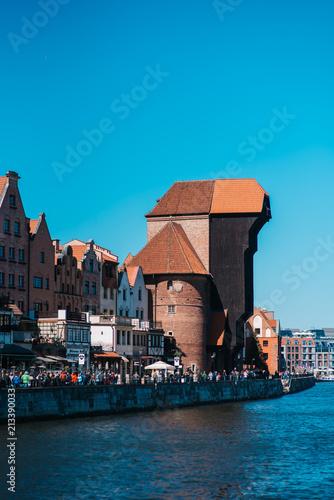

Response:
(1, 382), (334, 500)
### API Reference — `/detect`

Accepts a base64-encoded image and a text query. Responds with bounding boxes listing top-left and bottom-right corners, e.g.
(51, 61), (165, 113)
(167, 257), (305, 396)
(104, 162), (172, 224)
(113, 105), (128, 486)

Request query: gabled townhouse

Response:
(57, 239), (100, 315)
(0, 171), (30, 315)
(61, 239), (118, 316)
(245, 307), (281, 374)
(29, 213), (55, 317)
(117, 263), (148, 320)
(53, 242), (83, 313)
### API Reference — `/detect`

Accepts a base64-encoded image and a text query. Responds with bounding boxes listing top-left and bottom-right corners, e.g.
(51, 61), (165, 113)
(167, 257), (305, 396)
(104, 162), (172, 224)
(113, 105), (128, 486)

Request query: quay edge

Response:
(0, 377), (315, 424)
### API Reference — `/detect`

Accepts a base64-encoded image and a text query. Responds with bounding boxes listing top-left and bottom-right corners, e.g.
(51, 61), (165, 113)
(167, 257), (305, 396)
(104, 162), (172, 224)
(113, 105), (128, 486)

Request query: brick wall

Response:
(0, 172), (29, 314)
(147, 215), (210, 270)
(146, 274), (211, 372)
(29, 213), (55, 315)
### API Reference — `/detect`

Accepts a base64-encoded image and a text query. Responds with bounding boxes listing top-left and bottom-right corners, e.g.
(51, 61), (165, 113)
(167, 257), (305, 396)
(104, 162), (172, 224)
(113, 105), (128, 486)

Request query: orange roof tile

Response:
(0, 177), (8, 198)
(146, 180), (215, 217)
(127, 266), (139, 287)
(29, 219), (39, 234)
(146, 179), (269, 217)
(129, 222), (209, 275)
(211, 179), (268, 214)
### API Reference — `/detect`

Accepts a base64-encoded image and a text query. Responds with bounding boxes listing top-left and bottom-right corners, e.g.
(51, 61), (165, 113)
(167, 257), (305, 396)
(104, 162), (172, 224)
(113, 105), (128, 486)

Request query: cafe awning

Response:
(93, 352), (122, 359)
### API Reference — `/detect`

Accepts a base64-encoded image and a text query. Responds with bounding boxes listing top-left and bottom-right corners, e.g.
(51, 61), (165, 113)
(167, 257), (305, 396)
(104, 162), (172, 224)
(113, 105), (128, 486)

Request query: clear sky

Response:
(1, 0), (334, 330)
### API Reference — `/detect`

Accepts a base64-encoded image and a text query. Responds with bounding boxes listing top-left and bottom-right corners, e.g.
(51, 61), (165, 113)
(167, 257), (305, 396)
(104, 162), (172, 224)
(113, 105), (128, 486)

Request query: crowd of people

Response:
(0, 367), (295, 388)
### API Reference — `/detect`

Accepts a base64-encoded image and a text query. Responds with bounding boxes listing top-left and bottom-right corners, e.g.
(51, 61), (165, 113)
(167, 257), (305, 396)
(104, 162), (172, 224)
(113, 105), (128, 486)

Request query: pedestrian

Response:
(21, 371), (30, 387)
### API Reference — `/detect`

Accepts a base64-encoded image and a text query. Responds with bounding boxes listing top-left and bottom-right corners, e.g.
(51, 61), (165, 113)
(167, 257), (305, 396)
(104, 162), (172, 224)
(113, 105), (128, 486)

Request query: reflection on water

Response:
(1, 383), (334, 499)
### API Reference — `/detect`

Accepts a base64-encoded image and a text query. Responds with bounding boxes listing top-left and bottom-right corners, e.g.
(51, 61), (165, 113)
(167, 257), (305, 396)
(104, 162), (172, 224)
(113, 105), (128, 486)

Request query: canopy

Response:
(144, 361), (175, 371)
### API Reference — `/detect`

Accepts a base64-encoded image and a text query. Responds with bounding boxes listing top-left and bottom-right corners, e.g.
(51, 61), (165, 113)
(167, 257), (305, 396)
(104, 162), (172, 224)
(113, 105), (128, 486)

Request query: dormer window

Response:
(10, 195), (16, 206)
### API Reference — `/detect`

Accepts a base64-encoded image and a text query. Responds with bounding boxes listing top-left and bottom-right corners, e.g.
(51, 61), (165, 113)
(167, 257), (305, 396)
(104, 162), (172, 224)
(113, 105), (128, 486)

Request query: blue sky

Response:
(1, 0), (334, 329)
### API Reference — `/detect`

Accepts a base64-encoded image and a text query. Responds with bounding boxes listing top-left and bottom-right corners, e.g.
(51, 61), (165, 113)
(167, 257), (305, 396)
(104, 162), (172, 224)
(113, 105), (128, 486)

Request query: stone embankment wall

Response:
(0, 379), (286, 423)
(287, 375), (315, 394)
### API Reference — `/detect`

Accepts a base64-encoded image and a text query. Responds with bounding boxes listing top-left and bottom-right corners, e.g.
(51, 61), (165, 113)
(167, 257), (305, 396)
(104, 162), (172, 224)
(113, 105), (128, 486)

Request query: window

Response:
(0, 272), (4, 285)
(82, 330), (88, 342)
(104, 288), (108, 299)
(127, 331), (131, 345)
(263, 340), (268, 347)
(110, 289), (114, 300)
(167, 281), (173, 290)
(120, 308), (123, 316)
(167, 305), (175, 314)
(125, 310), (129, 317)
(117, 331), (120, 344)
(19, 249), (24, 262)
(255, 328), (260, 335)
(9, 274), (14, 286)
(133, 335), (137, 346)
(18, 300), (24, 312)
(136, 309), (139, 318)
(33, 277), (43, 288)
(138, 288), (142, 300)
(263, 353), (268, 360)
(89, 259), (94, 272)
(123, 289), (126, 300)
(34, 302), (42, 312)
(75, 329), (81, 342)
(72, 285), (74, 294)
(0, 246), (4, 258)
(66, 284), (69, 294)
(122, 331), (125, 345)
(18, 275), (24, 288)
(92, 282), (96, 295)
(140, 310), (144, 320)
(84, 305), (89, 312)
(14, 222), (20, 235)
(109, 309), (114, 316)
(85, 281), (89, 294)
(10, 194), (16, 206)
(67, 330), (73, 342)
(4, 220), (9, 232)
(9, 247), (15, 260)
(40, 252), (45, 263)
(91, 306), (96, 315)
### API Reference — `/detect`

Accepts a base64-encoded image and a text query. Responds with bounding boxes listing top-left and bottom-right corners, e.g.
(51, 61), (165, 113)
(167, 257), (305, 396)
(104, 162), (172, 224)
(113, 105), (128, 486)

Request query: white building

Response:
(117, 265), (148, 320)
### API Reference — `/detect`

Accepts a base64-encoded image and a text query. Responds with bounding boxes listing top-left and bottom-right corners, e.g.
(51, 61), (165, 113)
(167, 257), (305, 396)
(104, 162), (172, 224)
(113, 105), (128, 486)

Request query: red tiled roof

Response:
(146, 179), (268, 217)
(146, 180), (215, 216)
(29, 219), (39, 234)
(129, 222), (209, 275)
(59, 244), (86, 263)
(211, 179), (268, 214)
(127, 266), (139, 287)
(0, 177), (8, 198)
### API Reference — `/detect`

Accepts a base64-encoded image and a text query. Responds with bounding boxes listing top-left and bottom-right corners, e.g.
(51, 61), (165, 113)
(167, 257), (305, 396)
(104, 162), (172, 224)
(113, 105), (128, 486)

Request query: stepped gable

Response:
(146, 178), (268, 217)
(129, 221), (209, 275)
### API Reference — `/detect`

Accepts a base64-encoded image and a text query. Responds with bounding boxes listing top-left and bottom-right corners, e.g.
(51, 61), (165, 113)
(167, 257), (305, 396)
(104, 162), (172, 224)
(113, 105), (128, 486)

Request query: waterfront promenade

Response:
(0, 375), (314, 424)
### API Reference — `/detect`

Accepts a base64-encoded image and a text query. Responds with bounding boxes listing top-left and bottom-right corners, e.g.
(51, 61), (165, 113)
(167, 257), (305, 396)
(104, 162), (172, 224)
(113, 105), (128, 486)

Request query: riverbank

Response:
(0, 376), (315, 423)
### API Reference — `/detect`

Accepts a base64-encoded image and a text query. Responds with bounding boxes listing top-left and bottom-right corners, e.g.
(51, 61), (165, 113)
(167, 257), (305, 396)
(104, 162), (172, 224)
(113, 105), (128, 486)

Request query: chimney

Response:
(6, 171), (20, 186)
(53, 239), (60, 252)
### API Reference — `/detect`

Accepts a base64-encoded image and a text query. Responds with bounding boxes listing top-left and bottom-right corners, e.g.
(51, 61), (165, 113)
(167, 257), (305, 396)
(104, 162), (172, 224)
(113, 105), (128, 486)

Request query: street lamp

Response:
(0, 341), (4, 371)
(139, 347), (143, 381)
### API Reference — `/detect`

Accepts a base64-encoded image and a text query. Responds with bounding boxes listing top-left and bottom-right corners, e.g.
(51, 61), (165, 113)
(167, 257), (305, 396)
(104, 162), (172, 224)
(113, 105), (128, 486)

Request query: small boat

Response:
(320, 375), (334, 382)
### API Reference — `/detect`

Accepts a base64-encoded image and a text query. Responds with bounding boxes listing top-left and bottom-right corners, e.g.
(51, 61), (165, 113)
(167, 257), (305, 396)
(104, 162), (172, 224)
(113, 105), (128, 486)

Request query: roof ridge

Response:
(170, 222), (193, 273)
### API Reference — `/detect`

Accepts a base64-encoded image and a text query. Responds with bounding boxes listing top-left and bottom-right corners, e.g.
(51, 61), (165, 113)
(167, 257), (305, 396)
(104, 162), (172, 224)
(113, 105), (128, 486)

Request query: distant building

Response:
(245, 307), (281, 374)
(281, 337), (316, 373)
